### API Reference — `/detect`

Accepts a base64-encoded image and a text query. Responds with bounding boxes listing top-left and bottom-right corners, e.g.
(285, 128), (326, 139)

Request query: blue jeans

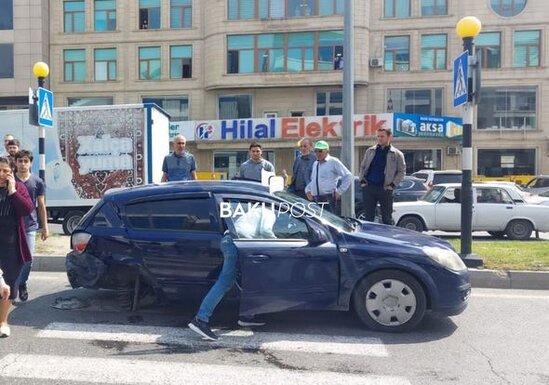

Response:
(18, 230), (36, 287)
(196, 234), (238, 323)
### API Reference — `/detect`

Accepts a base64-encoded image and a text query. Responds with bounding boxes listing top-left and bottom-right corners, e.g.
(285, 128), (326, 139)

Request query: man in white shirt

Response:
(305, 140), (353, 215)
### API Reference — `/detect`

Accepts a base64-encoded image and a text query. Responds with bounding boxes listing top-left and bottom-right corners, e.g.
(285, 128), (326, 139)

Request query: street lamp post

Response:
(32, 61), (50, 182)
(341, 0), (355, 218)
(455, 17), (483, 267)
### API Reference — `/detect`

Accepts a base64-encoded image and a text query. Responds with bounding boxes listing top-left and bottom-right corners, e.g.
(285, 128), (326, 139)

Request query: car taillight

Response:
(71, 232), (91, 254)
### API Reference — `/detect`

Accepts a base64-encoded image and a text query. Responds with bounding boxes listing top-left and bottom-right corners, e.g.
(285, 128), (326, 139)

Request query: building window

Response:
(94, 48), (117, 81)
(64, 1), (85, 33)
(384, 36), (410, 72)
(477, 87), (536, 130)
(513, 30), (540, 68)
(139, 47), (161, 80)
(227, 31), (343, 74)
(94, 0), (116, 31)
(289, 0), (315, 17)
(264, 111), (278, 118)
(290, 111), (304, 116)
(387, 88), (443, 115)
(384, 0), (410, 18)
(420, 0), (447, 16)
(476, 32), (501, 69)
(228, 0), (342, 20)
(68, 97), (114, 106)
(421, 34), (447, 71)
(139, 0), (160, 29)
(215, 151), (274, 179)
(0, 0), (13, 30)
(490, 0), (527, 17)
(0, 44), (14, 78)
(316, 91), (342, 115)
(171, 0), (192, 28)
(219, 95), (252, 119)
(170, 46), (192, 79)
(143, 96), (189, 121)
(64, 49), (86, 82)
(477, 149), (535, 177)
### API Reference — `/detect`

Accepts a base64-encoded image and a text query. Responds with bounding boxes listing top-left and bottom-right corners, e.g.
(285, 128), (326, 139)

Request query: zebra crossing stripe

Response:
(37, 322), (389, 357)
(0, 354), (411, 385)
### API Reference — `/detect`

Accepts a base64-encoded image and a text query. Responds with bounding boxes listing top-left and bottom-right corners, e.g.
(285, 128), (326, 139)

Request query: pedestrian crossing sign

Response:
(453, 51), (468, 108)
(38, 87), (54, 127)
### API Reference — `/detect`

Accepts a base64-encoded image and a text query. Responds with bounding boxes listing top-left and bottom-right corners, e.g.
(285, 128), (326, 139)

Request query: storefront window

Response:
(477, 87), (536, 130)
(387, 88), (443, 115)
(402, 149), (442, 174)
(214, 151), (275, 179)
(477, 149), (535, 177)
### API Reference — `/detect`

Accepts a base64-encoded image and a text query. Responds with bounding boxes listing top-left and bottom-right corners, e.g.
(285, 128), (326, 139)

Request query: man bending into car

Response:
(188, 205), (275, 341)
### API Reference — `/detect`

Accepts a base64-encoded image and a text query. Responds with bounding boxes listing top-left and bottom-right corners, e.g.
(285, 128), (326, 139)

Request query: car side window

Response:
(125, 198), (214, 231)
(440, 188), (460, 203)
(226, 199), (311, 240)
(398, 180), (413, 189)
(476, 188), (513, 204)
(89, 202), (123, 228)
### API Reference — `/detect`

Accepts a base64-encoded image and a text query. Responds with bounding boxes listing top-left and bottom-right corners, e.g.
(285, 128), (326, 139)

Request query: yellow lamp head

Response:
(33, 62), (50, 78)
(456, 16), (482, 38)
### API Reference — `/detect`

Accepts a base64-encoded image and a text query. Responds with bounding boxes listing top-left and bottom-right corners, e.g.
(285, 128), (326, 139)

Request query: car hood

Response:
(346, 221), (454, 251)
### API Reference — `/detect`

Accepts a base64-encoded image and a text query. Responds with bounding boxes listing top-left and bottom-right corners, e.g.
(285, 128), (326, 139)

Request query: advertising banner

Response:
(393, 113), (463, 140)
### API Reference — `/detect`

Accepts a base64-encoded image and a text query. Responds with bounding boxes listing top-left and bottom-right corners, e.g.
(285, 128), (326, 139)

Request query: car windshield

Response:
(433, 174), (462, 184)
(421, 185), (446, 203)
(274, 191), (354, 232)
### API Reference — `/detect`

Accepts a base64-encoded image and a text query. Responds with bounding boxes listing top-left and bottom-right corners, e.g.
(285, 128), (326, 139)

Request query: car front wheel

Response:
(397, 216), (425, 232)
(505, 220), (533, 240)
(352, 270), (427, 333)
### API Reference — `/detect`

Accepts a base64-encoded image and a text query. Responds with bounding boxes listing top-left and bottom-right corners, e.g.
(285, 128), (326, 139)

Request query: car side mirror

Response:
(309, 227), (329, 246)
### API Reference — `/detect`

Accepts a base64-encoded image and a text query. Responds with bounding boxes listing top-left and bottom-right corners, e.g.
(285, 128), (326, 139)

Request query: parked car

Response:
(354, 176), (428, 219)
(393, 183), (549, 239)
(66, 181), (470, 333)
(524, 175), (549, 195)
(412, 170), (462, 189)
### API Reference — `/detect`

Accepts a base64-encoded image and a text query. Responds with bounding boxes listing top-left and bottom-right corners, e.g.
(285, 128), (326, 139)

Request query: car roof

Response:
(435, 183), (516, 188)
(413, 169), (462, 175)
(104, 180), (271, 203)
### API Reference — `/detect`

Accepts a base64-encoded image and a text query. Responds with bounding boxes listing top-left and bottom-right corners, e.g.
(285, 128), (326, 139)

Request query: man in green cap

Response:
(305, 140), (352, 214)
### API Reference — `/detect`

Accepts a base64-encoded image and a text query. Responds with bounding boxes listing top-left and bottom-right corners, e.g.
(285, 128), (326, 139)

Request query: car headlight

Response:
(422, 246), (467, 271)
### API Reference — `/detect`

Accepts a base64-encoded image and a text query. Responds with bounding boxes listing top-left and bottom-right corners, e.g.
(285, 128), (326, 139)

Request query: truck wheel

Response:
(352, 270), (427, 333)
(62, 210), (86, 235)
(397, 216), (424, 232)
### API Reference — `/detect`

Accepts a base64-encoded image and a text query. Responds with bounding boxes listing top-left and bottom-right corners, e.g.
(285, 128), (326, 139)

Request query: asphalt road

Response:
(2, 272), (548, 385)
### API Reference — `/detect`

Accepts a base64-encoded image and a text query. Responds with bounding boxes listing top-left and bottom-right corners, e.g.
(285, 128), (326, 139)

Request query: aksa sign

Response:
(393, 113), (463, 140)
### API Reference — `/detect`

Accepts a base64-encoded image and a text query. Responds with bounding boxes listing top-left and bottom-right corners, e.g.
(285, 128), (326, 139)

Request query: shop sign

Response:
(393, 113), (463, 140)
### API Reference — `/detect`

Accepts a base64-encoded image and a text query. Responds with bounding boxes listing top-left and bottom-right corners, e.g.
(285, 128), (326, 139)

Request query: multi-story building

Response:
(0, 0), (50, 110)
(48, 0), (548, 179)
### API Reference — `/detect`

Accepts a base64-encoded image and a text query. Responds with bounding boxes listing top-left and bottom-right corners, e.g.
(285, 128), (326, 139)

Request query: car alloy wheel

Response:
(353, 270), (426, 333)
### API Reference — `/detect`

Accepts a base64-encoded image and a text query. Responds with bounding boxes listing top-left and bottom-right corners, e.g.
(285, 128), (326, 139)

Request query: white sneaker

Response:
(0, 324), (11, 338)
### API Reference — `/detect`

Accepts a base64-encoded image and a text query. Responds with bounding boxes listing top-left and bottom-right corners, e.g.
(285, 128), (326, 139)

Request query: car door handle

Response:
(249, 254), (271, 263)
(506, 206), (513, 209)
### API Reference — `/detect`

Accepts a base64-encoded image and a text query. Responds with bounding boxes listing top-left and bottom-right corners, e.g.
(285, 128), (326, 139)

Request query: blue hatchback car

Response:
(66, 181), (470, 333)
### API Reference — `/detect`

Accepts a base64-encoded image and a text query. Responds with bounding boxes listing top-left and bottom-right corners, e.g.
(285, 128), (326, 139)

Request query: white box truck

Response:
(0, 104), (170, 234)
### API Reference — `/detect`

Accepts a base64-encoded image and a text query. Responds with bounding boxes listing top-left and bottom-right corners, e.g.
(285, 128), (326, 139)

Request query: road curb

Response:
(33, 255), (549, 290)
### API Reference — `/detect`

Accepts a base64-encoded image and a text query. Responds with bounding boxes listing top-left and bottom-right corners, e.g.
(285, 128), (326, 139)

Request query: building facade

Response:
(47, 0), (548, 179)
(0, 0), (50, 110)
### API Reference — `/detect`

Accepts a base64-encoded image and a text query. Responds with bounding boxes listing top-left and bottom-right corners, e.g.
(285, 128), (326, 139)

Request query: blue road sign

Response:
(38, 87), (54, 127)
(453, 51), (469, 108)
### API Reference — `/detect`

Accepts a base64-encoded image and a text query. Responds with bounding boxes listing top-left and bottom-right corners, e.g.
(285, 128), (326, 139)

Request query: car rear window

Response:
(433, 174), (462, 185)
(413, 173), (428, 182)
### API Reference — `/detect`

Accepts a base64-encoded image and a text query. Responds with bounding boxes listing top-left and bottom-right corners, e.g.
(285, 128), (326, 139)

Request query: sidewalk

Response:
(33, 254), (549, 290)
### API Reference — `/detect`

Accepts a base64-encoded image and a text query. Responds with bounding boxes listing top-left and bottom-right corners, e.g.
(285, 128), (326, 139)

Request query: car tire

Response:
(488, 231), (506, 239)
(352, 270), (427, 333)
(62, 210), (86, 235)
(116, 277), (157, 311)
(397, 216), (425, 232)
(505, 220), (533, 241)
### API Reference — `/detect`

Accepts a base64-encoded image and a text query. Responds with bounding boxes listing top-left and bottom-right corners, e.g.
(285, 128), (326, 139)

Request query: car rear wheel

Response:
(397, 216), (424, 232)
(353, 270), (427, 333)
(488, 231), (506, 239)
(505, 220), (533, 241)
(117, 275), (157, 311)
